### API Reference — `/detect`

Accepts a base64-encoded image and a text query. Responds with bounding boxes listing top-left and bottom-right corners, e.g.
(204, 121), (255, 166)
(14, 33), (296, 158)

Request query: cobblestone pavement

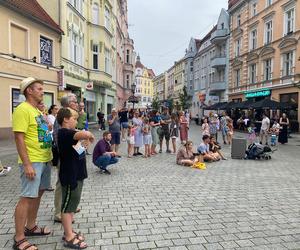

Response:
(1, 125), (300, 250)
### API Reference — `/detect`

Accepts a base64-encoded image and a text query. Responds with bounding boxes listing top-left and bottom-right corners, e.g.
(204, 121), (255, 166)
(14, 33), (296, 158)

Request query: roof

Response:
(135, 60), (145, 69)
(201, 25), (217, 43)
(2, 0), (63, 34)
(228, 0), (241, 9)
(195, 39), (202, 50)
(147, 69), (155, 78)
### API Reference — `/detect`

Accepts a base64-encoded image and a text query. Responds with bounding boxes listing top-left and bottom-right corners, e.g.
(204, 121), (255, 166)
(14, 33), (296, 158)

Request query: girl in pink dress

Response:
(179, 111), (189, 144)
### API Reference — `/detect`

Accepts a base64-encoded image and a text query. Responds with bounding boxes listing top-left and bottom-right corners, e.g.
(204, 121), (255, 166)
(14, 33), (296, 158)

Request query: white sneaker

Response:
(0, 166), (11, 176)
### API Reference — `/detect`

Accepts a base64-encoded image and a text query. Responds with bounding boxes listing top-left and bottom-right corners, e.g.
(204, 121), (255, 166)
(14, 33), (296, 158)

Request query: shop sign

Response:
(209, 95), (219, 104)
(86, 81), (94, 90)
(84, 91), (96, 102)
(245, 89), (271, 99)
(57, 69), (65, 91)
(198, 92), (206, 103)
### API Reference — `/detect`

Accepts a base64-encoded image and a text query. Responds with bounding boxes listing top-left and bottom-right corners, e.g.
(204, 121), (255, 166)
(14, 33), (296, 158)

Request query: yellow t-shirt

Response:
(12, 102), (52, 163)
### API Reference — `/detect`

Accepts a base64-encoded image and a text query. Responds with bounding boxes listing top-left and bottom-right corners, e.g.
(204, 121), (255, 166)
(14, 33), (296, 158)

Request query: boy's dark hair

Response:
(57, 108), (72, 126)
(202, 134), (210, 141)
(103, 131), (111, 137)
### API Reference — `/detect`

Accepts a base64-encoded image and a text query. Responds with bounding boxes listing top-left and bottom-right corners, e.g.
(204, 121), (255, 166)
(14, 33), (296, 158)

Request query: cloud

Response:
(128, 0), (228, 75)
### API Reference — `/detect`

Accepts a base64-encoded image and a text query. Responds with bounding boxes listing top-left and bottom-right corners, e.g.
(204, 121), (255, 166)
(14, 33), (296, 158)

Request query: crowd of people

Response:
(5, 76), (292, 250)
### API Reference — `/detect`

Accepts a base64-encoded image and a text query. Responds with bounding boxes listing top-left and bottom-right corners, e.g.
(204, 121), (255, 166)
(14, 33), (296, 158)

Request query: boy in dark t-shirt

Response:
(57, 108), (94, 249)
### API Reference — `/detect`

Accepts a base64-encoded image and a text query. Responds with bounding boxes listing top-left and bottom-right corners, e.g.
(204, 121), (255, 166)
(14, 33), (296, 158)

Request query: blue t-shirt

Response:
(197, 142), (210, 154)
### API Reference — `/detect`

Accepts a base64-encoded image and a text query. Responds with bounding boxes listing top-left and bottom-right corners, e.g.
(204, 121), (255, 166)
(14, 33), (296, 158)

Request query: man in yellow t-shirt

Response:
(12, 77), (52, 250)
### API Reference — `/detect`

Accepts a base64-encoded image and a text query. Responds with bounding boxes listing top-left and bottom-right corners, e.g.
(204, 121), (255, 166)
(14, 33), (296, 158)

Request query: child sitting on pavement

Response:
(209, 136), (227, 160)
(197, 135), (220, 162)
(57, 108), (94, 249)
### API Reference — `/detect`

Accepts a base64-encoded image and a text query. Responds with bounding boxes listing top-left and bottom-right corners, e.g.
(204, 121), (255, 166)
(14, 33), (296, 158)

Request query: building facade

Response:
(173, 58), (187, 107)
(153, 72), (167, 102)
(191, 26), (217, 117)
(0, 0), (63, 139)
(134, 55), (155, 109)
(114, 0), (135, 109)
(228, 0), (300, 129)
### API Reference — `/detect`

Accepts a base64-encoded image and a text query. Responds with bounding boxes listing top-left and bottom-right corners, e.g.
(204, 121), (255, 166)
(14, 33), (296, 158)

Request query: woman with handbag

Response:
(278, 113), (289, 144)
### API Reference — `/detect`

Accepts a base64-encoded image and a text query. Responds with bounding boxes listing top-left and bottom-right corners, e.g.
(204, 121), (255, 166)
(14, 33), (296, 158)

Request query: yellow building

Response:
(173, 58), (186, 106)
(228, 0), (300, 130)
(0, 0), (63, 139)
(134, 55), (155, 108)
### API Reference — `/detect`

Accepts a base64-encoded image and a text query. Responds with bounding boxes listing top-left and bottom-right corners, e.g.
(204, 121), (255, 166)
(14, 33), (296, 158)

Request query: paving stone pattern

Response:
(1, 125), (300, 249)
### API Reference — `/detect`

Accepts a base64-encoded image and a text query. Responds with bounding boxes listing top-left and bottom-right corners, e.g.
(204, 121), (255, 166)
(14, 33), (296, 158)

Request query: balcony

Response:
(210, 81), (226, 92)
(211, 56), (226, 68)
(211, 29), (229, 44)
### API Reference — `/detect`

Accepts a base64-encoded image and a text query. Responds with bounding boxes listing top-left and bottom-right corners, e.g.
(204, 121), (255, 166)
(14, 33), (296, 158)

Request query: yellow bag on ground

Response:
(192, 162), (206, 170)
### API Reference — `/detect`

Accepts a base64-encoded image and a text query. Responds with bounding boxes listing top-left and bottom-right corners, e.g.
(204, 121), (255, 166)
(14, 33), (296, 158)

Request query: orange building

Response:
(228, 0), (300, 130)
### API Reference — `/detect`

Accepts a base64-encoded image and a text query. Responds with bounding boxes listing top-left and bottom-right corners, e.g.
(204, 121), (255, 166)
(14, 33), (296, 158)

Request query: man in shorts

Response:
(12, 77), (53, 250)
(260, 113), (270, 145)
(159, 107), (172, 153)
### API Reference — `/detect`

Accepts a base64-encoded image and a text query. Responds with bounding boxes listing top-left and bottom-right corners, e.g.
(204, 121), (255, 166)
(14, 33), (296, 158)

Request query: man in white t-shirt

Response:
(260, 113), (270, 145)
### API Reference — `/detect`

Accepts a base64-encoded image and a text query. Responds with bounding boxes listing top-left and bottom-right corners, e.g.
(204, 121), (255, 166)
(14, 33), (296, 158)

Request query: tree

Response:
(179, 85), (192, 110)
(151, 95), (160, 111)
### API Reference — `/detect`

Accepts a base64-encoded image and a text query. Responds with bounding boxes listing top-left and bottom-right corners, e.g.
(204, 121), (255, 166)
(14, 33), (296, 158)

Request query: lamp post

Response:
(129, 82), (138, 110)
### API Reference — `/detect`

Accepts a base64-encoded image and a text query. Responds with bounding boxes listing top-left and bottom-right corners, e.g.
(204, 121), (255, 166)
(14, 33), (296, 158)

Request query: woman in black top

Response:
(278, 113), (289, 144)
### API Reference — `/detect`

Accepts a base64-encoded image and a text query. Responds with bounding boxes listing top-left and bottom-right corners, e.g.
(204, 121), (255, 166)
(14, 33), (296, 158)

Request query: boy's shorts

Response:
(19, 162), (51, 198)
(61, 181), (83, 213)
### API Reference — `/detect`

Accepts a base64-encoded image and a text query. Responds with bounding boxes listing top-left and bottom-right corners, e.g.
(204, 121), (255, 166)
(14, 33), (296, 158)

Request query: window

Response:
(221, 23), (224, 29)
(236, 14), (241, 27)
(105, 48), (110, 74)
(249, 63), (257, 83)
(126, 49), (130, 63)
(40, 36), (53, 65)
(69, 31), (83, 65)
(190, 61), (193, 72)
(264, 20), (273, 45)
(69, 0), (83, 13)
(284, 8), (295, 35)
(12, 88), (21, 113)
(235, 38), (241, 57)
(235, 69), (241, 87)
(126, 74), (130, 88)
(250, 29), (257, 50)
(282, 51), (294, 76)
(92, 44), (98, 69)
(10, 23), (28, 58)
(105, 6), (111, 30)
(264, 59), (272, 81)
(92, 3), (99, 24)
(266, 0), (272, 7)
(251, 1), (257, 17)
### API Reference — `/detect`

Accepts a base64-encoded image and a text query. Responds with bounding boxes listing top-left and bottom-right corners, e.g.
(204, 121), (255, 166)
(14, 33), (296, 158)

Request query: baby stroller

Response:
(245, 143), (273, 160)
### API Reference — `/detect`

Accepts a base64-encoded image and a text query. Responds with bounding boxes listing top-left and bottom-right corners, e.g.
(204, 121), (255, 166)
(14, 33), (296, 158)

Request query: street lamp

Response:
(128, 82), (138, 110)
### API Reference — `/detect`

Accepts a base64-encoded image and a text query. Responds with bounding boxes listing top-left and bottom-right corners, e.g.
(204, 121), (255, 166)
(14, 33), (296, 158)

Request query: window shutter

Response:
(90, 40), (93, 50)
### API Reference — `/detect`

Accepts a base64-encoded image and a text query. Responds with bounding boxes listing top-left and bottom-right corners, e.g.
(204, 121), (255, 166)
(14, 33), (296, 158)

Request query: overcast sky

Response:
(128, 0), (228, 76)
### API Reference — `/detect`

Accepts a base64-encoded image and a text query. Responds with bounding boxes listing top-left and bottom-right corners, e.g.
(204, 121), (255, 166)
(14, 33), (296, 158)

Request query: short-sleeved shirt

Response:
(58, 128), (87, 189)
(77, 112), (87, 130)
(118, 111), (128, 123)
(93, 139), (112, 163)
(197, 142), (210, 154)
(12, 102), (52, 163)
(107, 114), (121, 133)
(261, 117), (270, 131)
(160, 113), (170, 130)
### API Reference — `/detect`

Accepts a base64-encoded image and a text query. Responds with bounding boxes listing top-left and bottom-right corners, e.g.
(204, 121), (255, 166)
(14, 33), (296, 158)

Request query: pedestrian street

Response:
(1, 124), (300, 249)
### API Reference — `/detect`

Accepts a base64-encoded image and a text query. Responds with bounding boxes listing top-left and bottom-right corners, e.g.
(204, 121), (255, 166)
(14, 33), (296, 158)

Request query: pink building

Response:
(115, 0), (135, 109)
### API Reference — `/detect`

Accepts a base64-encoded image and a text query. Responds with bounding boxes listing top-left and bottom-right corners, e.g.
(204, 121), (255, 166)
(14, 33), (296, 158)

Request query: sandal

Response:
(13, 237), (38, 250)
(64, 236), (87, 249)
(24, 225), (51, 236)
(62, 231), (84, 241)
